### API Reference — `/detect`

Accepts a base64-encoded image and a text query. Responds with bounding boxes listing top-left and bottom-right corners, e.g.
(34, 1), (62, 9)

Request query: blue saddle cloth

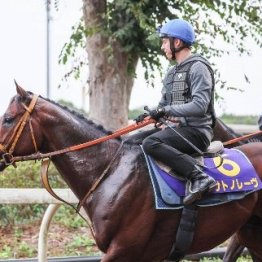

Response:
(141, 147), (262, 210)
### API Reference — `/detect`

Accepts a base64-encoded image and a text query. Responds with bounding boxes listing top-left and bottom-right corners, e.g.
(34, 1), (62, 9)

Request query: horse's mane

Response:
(216, 118), (241, 136)
(23, 92), (163, 145)
(216, 118), (262, 143)
(36, 93), (114, 136)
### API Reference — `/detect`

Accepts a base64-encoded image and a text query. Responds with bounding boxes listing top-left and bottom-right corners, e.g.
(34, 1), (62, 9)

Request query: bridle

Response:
(0, 94), (39, 166)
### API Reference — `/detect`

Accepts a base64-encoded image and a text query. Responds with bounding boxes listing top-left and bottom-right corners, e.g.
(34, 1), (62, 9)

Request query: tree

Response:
(59, 0), (261, 130)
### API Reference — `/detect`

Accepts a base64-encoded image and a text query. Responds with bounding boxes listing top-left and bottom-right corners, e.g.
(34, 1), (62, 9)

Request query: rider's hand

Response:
(134, 113), (149, 124)
(149, 107), (166, 121)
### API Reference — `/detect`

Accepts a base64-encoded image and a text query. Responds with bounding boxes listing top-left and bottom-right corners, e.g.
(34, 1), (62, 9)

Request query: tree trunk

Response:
(82, 0), (138, 131)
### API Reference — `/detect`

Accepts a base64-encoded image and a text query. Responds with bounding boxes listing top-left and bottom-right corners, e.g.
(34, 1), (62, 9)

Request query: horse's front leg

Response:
(99, 224), (162, 262)
(223, 234), (244, 262)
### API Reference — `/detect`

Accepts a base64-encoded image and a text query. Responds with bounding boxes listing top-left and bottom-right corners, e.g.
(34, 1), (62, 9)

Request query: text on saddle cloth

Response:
(155, 148), (262, 196)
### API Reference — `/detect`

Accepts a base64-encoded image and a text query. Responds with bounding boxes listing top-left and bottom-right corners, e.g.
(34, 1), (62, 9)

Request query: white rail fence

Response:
(228, 124), (258, 134)
(0, 188), (88, 262)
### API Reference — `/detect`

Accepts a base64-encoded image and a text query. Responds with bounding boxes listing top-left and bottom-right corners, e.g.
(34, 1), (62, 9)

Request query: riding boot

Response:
(183, 166), (217, 205)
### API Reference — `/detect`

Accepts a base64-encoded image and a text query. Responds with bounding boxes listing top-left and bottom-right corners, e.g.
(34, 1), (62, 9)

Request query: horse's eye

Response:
(3, 116), (14, 124)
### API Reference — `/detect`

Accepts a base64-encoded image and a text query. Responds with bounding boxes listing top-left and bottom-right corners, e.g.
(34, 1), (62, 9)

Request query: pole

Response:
(46, 0), (51, 98)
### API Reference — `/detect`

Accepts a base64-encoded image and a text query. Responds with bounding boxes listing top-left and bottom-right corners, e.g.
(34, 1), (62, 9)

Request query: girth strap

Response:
(168, 205), (198, 261)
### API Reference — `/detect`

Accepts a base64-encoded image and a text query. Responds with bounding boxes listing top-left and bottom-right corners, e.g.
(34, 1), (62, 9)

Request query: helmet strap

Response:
(169, 38), (187, 60)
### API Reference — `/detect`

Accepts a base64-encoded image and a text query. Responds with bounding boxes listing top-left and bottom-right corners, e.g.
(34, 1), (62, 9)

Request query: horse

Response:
(213, 118), (262, 147)
(212, 118), (262, 261)
(213, 118), (242, 147)
(0, 84), (262, 262)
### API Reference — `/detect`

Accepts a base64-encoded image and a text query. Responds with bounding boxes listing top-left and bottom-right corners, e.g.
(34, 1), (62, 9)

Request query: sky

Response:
(0, 0), (262, 117)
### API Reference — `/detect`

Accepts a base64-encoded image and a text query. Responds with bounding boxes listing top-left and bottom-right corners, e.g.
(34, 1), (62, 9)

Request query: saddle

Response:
(156, 140), (224, 178)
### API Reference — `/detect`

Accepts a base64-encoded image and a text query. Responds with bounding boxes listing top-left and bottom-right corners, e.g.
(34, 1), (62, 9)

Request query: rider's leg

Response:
(182, 165), (217, 205)
(142, 126), (216, 205)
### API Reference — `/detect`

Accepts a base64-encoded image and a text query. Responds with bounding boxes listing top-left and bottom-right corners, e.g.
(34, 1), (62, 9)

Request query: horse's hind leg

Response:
(223, 234), (245, 262)
(236, 216), (262, 261)
(249, 250), (262, 262)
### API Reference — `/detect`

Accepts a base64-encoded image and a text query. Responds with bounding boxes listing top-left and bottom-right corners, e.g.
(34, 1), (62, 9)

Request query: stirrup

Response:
(184, 177), (217, 205)
(205, 140), (224, 156)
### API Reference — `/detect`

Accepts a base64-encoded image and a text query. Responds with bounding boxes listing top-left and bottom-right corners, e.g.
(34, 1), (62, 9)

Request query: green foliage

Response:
(220, 113), (259, 125)
(53, 205), (86, 228)
(0, 204), (100, 258)
(17, 242), (36, 257)
(0, 204), (47, 226)
(0, 160), (66, 188)
(182, 257), (252, 261)
(59, 0), (261, 87)
(0, 225), (38, 258)
(58, 18), (88, 87)
(128, 107), (144, 119)
(0, 161), (41, 188)
(0, 161), (66, 226)
(129, 109), (260, 126)
(0, 245), (12, 259)
(65, 235), (97, 255)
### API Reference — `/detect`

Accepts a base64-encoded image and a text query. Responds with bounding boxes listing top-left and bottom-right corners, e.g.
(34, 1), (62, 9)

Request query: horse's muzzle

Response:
(0, 152), (9, 171)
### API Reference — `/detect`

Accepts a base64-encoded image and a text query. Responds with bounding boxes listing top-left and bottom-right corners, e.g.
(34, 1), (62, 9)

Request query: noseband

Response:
(0, 94), (39, 165)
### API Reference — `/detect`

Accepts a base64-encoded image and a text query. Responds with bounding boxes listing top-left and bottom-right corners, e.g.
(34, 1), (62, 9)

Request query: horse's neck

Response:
(40, 105), (121, 199)
(52, 139), (120, 200)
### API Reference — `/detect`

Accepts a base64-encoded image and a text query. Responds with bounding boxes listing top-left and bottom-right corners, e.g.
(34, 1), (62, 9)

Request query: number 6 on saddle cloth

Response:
(142, 145), (262, 209)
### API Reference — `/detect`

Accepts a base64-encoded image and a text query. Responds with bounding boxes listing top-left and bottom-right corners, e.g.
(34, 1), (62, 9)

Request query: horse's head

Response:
(0, 82), (43, 171)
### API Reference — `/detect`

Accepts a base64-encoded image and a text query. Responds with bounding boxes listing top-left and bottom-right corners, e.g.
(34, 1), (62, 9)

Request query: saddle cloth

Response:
(142, 147), (262, 210)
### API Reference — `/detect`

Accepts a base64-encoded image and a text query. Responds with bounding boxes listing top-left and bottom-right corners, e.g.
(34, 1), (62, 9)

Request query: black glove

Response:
(134, 113), (149, 124)
(149, 107), (166, 121)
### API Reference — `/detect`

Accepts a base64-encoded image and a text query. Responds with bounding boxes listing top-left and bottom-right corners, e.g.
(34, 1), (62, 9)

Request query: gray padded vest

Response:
(163, 60), (216, 127)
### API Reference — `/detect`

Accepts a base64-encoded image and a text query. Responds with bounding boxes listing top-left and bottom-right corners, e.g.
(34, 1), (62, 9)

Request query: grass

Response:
(182, 258), (252, 261)
(0, 206), (101, 259)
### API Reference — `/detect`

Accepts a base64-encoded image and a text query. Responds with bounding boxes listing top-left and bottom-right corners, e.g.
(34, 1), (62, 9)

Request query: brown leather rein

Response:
(222, 130), (262, 146)
(0, 93), (156, 214)
(1, 93), (261, 215)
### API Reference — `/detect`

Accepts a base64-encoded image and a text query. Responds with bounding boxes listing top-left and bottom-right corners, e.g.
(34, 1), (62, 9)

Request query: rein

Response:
(38, 121), (153, 227)
(223, 130), (262, 146)
(5, 117), (155, 164)
(40, 140), (124, 214)
(0, 93), (156, 220)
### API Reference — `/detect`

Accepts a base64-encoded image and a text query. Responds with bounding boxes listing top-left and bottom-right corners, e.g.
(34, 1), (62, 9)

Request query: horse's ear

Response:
(14, 80), (28, 98)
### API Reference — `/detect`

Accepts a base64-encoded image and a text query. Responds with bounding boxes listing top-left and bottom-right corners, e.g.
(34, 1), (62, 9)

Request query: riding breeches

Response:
(142, 126), (210, 177)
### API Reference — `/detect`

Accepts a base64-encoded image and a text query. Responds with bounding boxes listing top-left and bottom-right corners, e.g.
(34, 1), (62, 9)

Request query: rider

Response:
(136, 18), (217, 205)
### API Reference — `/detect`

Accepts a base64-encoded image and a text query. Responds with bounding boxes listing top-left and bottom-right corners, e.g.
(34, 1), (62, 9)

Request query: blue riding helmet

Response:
(158, 19), (195, 45)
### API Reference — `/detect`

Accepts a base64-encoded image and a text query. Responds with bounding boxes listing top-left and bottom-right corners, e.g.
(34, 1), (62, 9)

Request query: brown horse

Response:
(213, 118), (262, 148)
(212, 118), (262, 261)
(0, 84), (262, 262)
(213, 118), (242, 147)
